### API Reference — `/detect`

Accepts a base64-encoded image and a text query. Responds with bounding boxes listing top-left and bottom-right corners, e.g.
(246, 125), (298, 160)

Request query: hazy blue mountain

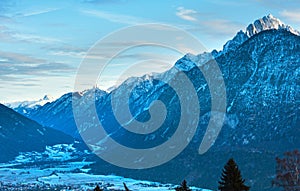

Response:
(5, 95), (55, 115)
(18, 88), (107, 138)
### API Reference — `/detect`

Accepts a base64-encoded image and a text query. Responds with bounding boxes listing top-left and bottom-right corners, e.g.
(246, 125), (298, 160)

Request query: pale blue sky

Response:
(1, 0), (300, 102)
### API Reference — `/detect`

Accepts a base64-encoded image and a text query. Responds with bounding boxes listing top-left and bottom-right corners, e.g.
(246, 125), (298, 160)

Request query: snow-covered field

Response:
(0, 144), (212, 191)
(0, 168), (210, 190)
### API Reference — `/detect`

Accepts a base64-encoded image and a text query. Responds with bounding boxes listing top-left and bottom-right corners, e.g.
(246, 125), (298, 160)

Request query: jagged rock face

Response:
(246, 14), (285, 37)
(222, 30), (249, 54)
(215, 29), (300, 149)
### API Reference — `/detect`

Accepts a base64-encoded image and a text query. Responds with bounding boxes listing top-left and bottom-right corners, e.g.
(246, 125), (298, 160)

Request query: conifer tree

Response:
(123, 183), (130, 191)
(175, 180), (191, 191)
(218, 158), (250, 191)
(94, 184), (103, 191)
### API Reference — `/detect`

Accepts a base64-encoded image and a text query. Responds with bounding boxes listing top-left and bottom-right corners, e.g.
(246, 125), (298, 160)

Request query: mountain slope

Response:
(86, 29), (299, 191)
(19, 88), (107, 137)
(0, 104), (74, 162)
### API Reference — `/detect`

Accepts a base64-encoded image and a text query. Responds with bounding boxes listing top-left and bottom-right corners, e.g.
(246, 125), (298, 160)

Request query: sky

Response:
(1, 0), (300, 102)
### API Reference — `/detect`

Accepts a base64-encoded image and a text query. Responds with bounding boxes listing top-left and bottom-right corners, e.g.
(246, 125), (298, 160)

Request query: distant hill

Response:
(0, 103), (74, 162)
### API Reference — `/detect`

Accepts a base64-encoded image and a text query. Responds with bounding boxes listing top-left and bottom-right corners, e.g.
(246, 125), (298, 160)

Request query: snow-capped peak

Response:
(5, 95), (55, 110)
(218, 14), (300, 55)
(245, 14), (300, 37)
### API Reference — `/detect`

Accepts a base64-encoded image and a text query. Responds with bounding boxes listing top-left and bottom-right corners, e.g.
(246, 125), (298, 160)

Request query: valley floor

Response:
(0, 144), (210, 191)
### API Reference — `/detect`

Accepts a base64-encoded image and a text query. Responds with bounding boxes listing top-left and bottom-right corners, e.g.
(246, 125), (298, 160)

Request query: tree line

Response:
(94, 150), (300, 191)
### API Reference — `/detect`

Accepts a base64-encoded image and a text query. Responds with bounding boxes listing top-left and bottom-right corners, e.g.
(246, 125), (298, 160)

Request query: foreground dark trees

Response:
(94, 184), (103, 191)
(273, 150), (300, 191)
(175, 180), (191, 191)
(218, 158), (250, 191)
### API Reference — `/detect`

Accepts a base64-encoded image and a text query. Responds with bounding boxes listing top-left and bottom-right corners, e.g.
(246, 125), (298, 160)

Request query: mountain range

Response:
(5, 14), (300, 191)
(4, 95), (55, 115)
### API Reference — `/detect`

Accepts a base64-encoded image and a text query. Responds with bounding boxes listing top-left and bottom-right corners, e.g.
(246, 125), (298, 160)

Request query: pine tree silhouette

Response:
(94, 184), (103, 191)
(123, 182), (130, 191)
(218, 158), (250, 191)
(175, 180), (191, 191)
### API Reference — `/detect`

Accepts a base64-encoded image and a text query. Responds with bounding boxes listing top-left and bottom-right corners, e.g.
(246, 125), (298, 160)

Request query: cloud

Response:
(51, 50), (87, 58)
(9, 82), (40, 87)
(175, 7), (243, 37)
(0, 62), (75, 79)
(44, 45), (88, 58)
(0, 15), (13, 22)
(0, 50), (75, 81)
(0, 5), (61, 44)
(16, 8), (60, 17)
(176, 7), (198, 21)
(33, 62), (75, 73)
(200, 19), (243, 36)
(280, 10), (300, 23)
(82, 9), (153, 25)
(11, 33), (61, 44)
(0, 26), (61, 44)
(0, 50), (45, 64)
(0, 15), (60, 44)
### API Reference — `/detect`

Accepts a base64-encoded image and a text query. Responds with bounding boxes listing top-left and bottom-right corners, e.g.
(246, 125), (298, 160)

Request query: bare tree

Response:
(273, 150), (300, 191)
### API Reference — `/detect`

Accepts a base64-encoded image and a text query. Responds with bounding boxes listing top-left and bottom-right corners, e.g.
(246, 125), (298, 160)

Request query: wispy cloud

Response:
(176, 7), (198, 21)
(82, 9), (153, 25)
(0, 50), (75, 80)
(44, 45), (88, 58)
(0, 15), (13, 22)
(51, 50), (86, 58)
(0, 27), (61, 44)
(199, 19), (243, 36)
(0, 12), (61, 44)
(0, 50), (45, 64)
(12, 33), (61, 44)
(0, 62), (75, 80)
(176, 7), (243, 37)
(16, 8), (60, 17)
(280, 10), (300, 23)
